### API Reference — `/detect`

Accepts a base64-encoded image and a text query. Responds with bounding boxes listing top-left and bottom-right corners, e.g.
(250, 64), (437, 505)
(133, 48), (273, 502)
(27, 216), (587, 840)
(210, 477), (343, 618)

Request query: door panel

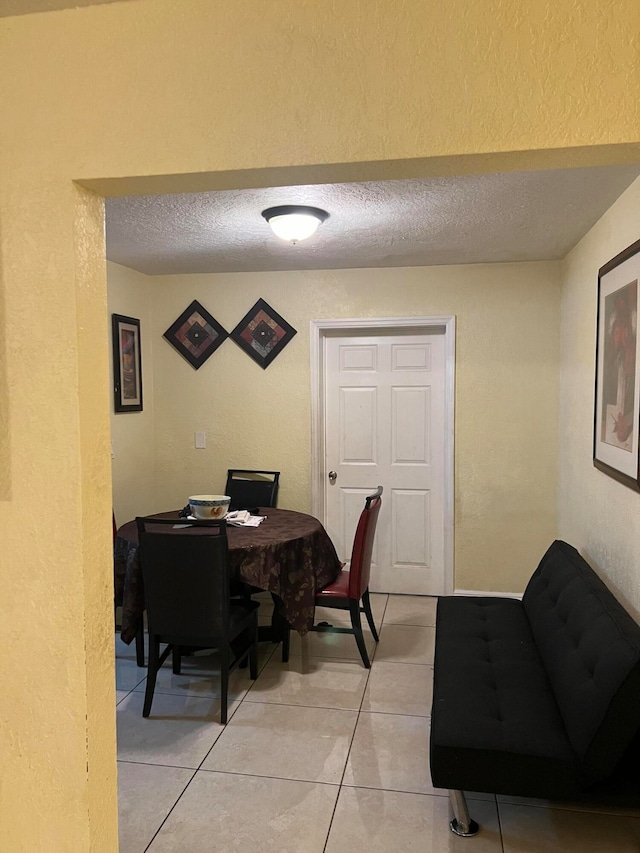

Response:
(341, 344), (377, 371)
(341, 387), (377, 464)
(392, 386), (430, 464)
(391, 342), (431, 371)
(391, 489), (431, 568)
(324, 331), (446, 595)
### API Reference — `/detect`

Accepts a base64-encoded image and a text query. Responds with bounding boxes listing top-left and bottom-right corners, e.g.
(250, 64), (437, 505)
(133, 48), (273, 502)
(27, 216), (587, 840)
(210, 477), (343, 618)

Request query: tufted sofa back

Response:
(523, 540), (640, 784)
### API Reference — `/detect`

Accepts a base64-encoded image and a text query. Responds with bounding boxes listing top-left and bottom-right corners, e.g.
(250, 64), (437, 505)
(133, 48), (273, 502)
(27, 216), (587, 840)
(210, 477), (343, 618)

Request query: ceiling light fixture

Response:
(261, 205), (329, 243)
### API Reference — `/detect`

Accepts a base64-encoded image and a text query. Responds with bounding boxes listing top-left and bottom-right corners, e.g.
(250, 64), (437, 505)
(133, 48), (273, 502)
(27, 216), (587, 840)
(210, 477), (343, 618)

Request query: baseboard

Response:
(454, 589), (523, 600)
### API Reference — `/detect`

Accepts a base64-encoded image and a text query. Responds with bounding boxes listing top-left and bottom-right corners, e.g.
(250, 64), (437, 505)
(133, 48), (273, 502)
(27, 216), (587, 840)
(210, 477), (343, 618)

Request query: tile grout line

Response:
(139, 671), (257, 848)
(121, 597), (443, 851)
(240, 698), (431, 718)
(117, 600), (640, 850)
(118, 758), (200, 771)
(495, 798), (640, 819)
(141, 685), (250, 852)
(142, 764), (198, 853)
(320, 596), (390, 852)
(318, 597), (441, 850)
(137, 640), (279, 852)
(195, 766), (344, 786)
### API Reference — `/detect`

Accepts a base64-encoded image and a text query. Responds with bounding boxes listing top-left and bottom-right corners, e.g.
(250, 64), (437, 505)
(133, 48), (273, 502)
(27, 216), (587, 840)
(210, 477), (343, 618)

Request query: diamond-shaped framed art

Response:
(163, 300), (228, 369)
(230, 298), (297, 369)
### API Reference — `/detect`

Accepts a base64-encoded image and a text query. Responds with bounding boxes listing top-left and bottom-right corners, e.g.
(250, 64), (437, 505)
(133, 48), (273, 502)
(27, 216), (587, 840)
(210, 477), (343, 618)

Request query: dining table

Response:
(114, 507), (343, 645)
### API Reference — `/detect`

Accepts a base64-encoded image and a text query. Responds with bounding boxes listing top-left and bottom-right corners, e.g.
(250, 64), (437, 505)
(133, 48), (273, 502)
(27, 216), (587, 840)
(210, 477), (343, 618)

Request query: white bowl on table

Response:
(188, 494), (231, 520)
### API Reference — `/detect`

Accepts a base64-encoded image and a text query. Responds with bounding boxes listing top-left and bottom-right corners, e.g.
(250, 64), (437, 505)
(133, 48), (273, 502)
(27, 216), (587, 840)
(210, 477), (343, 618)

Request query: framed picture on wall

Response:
(230, 298), (297, 369)
(163, 300), (228, 369)
(593, 237), (640, 490)
(112, 313), (143, 412)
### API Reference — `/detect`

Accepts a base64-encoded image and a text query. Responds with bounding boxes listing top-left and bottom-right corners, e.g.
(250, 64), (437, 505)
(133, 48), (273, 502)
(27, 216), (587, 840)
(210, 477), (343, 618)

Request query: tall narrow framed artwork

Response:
(593, 237), (640, 490)
(112, 313), (143, 413)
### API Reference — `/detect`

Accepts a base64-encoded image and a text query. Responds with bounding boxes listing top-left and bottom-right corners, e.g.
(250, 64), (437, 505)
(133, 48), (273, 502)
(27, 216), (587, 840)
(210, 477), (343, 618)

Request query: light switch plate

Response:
(195, 431), (206, 449)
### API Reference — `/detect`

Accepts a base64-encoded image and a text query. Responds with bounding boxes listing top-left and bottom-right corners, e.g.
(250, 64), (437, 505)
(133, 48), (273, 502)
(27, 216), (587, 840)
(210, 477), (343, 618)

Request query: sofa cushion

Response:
(523, 541), (640, 783)
(430, 596), (583, 798)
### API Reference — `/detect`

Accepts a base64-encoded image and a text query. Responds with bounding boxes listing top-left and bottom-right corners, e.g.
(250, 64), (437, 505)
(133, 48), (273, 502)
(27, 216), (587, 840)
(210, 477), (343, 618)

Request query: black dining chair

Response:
(280, 486), (383, 667)
(135, 516), (259, 723)
(114, 510), (145, 667)
(225, 469), (280, 511)
(225, 469), (282, 624)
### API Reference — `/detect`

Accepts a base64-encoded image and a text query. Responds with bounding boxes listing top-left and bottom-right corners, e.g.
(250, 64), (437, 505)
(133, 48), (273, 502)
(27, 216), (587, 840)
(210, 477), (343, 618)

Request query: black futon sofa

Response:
(430, 540), (640, 836)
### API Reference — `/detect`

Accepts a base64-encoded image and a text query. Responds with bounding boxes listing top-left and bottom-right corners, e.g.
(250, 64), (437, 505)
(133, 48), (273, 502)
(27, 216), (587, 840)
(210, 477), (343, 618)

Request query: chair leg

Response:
(233, 628), (249, 669)
(135, 622), (145, 667)
(280, 626), (289, 662)
(362, 589), (379, 642)
(249, 622), (258, 680)
(172, 646), (181, 675)
(449, 790), (479, 837)
(219, 646), (229, 725)
(143, 637), (160, 717)
(272, 605), (290, 663)
(349, 599), (371, 668)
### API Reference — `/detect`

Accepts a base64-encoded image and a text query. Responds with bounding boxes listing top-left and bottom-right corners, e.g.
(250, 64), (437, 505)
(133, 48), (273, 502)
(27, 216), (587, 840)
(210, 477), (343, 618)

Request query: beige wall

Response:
(558, 177), (640, 621)
(1, 0), (639, 848)
(112, 261), (560, 594)
(108, 262), (156, 526)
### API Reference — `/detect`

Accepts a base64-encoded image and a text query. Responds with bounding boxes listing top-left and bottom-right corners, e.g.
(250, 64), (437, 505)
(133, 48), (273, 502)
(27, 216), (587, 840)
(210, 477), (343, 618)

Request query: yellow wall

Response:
(0, 183), (117, 851)
(1, 0), (639, 849)
(111, 261), (561, 594)
(108, 262), (156, 526)
(559, 177), (640, 621)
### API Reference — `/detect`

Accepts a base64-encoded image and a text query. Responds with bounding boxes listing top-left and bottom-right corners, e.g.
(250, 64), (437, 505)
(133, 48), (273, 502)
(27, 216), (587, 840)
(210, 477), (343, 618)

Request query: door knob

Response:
(328, 471), (337, 483)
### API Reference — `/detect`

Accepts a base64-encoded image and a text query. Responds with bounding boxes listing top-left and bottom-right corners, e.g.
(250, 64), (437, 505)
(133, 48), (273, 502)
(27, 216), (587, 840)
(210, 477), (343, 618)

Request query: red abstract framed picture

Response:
(112, 313), (143, 413)
(594, 237), (640, 490)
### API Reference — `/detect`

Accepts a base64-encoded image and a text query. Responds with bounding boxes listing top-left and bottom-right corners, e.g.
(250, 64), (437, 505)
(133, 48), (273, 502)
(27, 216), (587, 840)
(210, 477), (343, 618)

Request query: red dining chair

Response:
(284, 486), (383, 667)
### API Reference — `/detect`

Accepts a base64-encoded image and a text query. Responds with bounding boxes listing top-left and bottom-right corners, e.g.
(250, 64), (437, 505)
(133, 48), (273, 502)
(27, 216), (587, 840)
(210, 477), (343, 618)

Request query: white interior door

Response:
(323, 331), (447, 595)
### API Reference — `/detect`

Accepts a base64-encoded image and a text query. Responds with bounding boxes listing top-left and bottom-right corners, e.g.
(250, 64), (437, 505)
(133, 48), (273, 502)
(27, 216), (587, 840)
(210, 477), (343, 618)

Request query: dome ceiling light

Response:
(261, 205), (329, 243)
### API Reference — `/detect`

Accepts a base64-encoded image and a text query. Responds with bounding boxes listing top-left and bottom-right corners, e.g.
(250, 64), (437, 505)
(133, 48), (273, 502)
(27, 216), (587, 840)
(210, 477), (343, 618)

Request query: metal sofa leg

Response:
(449, 790), (479, 837)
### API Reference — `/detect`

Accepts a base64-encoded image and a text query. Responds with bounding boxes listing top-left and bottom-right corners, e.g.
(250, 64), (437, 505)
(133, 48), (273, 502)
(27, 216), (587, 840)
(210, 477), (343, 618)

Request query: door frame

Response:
(310, 316), (456, 596)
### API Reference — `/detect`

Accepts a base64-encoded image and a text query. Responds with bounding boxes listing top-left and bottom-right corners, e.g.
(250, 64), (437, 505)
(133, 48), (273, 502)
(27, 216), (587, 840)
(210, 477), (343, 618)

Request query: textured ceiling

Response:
(105, 165), (640, 275)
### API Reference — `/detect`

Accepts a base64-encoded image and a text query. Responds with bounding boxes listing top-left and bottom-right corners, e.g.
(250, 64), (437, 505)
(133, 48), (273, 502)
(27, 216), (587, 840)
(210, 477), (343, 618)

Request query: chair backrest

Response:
(136, 517), (231, 642)
(348, 486), (383, 599)
(225, 469), (280, 511)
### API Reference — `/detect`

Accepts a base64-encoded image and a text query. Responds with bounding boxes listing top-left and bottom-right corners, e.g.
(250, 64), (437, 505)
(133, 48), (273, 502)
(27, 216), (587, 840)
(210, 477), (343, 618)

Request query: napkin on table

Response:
(173, 511), (265, 529)
(225, 510), (265, 527)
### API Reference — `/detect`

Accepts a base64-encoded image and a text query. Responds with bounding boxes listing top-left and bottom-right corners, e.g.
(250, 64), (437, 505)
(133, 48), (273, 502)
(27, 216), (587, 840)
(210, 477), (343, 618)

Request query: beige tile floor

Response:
(116, 594), (640, 852)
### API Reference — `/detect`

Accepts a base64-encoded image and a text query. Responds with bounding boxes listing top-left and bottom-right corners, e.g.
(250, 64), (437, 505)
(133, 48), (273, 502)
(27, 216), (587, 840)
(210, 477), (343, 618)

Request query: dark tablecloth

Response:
(114, 508), (342, 642)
